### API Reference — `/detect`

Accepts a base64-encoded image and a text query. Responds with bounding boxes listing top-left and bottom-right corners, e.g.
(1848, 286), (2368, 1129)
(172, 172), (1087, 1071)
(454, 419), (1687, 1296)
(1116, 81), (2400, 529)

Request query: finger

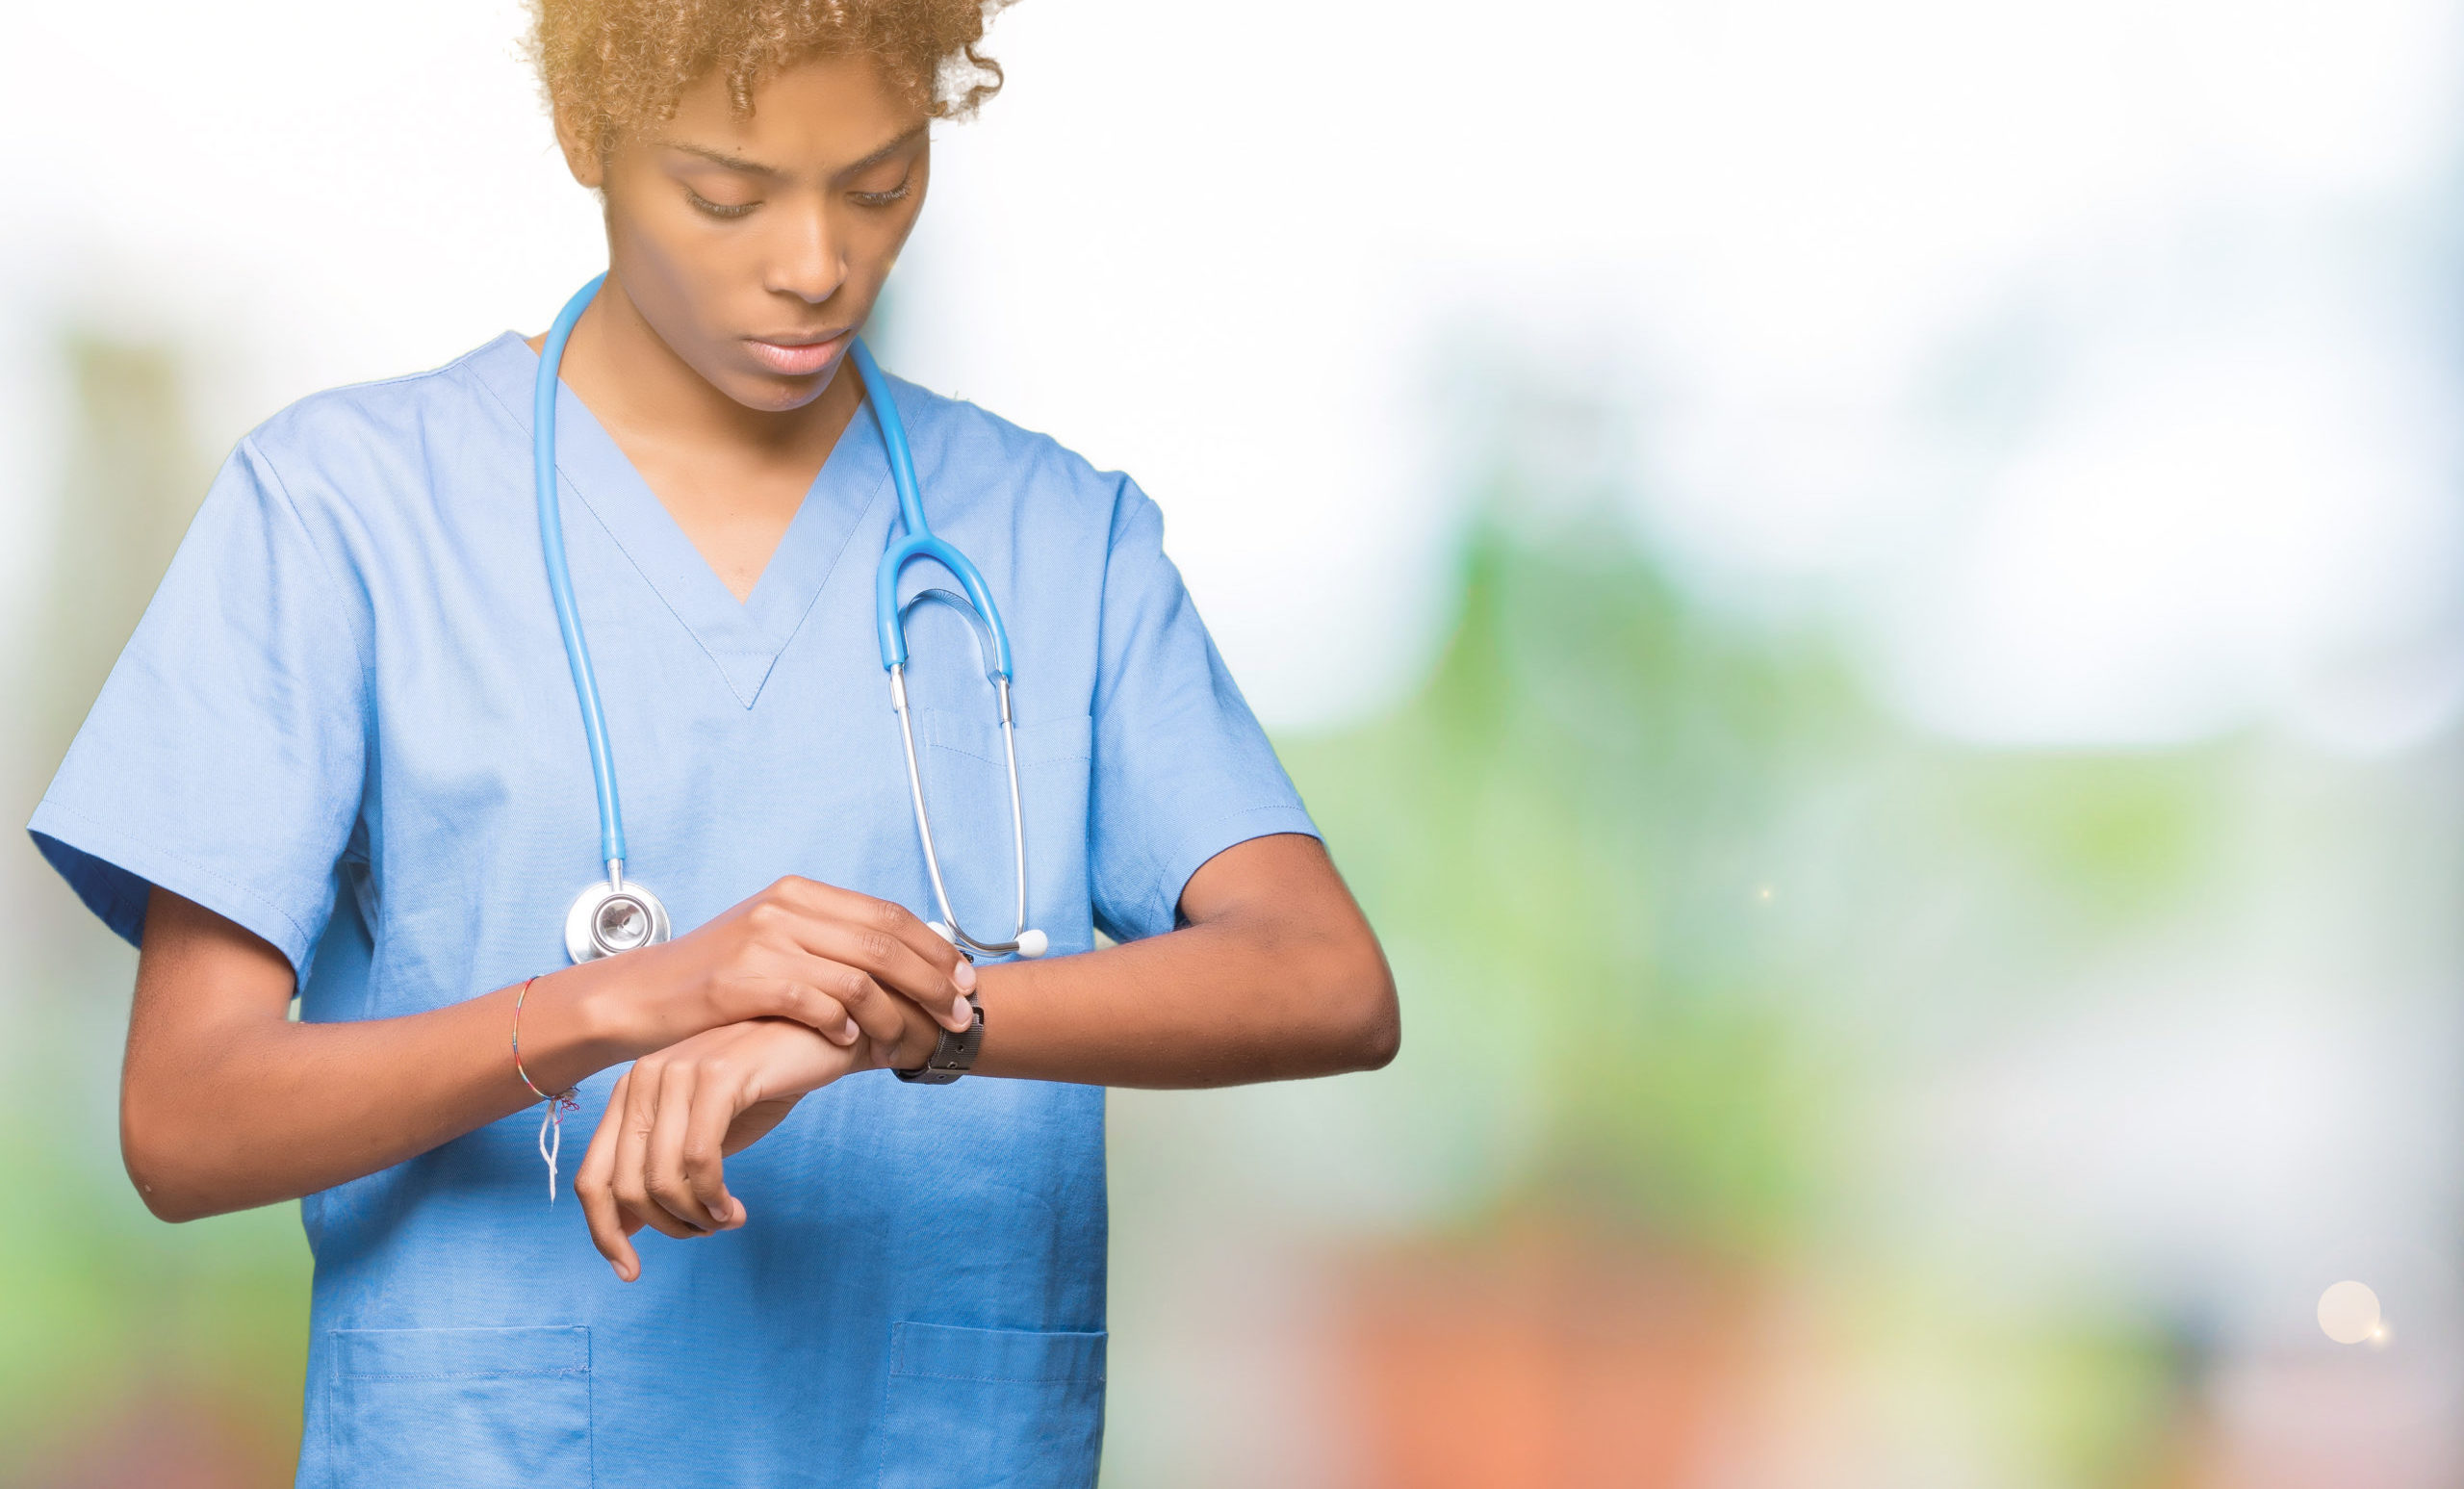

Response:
(643, 1058), (713, 1233)
(681, 1068), (744, 1229)
(792, 959), (917, 1047)
(721, 958), (861, 1044)
(777, 880), (975, 1025)
(805, 991), (863, 1046)
(576, 1073), (641, 1281)
(756, 987), (861, 1046)
(611, 1061), (702, 1243)
(820, 1000), (860, 1045)
(875, 996), (950, 1073)
(806, 923), (971, 1032)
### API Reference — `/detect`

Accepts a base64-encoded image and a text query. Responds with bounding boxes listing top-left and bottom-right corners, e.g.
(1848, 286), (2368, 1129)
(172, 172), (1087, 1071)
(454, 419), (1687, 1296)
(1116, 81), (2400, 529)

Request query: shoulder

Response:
(175, 335), (532, 619)
(886, 374), (1144, 530)
(238, 334), (529, 514)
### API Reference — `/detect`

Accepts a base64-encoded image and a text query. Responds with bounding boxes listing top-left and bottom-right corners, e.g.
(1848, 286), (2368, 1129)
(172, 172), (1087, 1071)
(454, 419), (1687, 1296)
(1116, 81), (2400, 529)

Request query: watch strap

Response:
(894, 992), (983, 1084)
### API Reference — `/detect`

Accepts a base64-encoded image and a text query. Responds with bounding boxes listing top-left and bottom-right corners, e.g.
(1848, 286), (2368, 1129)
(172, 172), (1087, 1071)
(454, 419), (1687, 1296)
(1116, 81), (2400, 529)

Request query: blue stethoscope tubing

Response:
(536, 275), (627, 878)
(533, 275), (1044, 963)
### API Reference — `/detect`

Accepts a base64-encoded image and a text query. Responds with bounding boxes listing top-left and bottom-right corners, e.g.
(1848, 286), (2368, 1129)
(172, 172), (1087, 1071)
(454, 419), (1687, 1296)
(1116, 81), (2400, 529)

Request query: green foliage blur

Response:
(4, 337), (309, 1486)
(1284, 515), (2225, 1256)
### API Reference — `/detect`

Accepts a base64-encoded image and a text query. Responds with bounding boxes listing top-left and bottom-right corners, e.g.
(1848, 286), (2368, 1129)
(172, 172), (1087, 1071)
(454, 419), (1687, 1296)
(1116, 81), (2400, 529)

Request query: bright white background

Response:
(8, 0), (2459, 746)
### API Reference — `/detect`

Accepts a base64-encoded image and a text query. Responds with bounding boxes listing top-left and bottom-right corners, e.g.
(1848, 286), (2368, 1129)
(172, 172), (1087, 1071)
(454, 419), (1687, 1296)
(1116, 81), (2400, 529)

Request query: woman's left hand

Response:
(574, 1017), (869, 1281)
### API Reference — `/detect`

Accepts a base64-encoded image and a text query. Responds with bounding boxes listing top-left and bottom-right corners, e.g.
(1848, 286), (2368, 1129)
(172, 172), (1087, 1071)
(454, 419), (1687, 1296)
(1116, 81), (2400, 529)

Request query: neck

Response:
(537, 274), (862, 469)
(527, 271), (868, 603)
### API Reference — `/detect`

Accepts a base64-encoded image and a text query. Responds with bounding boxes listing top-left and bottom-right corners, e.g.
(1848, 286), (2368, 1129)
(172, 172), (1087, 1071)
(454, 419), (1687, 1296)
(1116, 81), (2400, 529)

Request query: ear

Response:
(551, 107), (608, 190)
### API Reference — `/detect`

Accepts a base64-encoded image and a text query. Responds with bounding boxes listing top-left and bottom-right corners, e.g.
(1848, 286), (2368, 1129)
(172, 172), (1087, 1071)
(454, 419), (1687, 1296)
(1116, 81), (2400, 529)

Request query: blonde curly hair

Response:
(528, 0), (1015, 154)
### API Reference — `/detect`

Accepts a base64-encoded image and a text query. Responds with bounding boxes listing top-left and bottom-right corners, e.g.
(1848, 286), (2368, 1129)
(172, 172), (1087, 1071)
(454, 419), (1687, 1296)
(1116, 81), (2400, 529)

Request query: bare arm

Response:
(575, 833), (1398, 1276)
(121, 878), (979, 1222)
(969, 833), (1397, 1087)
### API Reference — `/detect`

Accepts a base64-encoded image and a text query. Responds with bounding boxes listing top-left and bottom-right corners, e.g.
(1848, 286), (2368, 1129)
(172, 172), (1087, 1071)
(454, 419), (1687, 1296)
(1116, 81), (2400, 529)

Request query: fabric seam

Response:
(920, 709), (1091, 769)
(241, 438), (379, 702)
(466, 347), (896, 711)
(34, 796), (316, 962)
(1145, 804), (1320, 930)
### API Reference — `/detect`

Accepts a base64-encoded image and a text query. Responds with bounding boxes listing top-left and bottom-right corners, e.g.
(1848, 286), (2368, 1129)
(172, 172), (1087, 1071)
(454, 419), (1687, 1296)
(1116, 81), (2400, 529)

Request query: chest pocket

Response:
(328, 1325), (590, 1488)
(878, 1322), (1107, 1489)
(915, 708), (1092, 952)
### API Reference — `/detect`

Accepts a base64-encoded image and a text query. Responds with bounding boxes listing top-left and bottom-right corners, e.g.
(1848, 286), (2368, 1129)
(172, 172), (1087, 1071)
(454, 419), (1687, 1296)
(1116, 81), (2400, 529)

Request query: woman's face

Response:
(562, 54), (933, 413)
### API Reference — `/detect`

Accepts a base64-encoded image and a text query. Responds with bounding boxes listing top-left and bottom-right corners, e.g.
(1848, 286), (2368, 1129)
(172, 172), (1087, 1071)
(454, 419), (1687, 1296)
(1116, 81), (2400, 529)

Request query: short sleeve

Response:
(28, 438), (370, 980)
(1088, 483), (1318, 942)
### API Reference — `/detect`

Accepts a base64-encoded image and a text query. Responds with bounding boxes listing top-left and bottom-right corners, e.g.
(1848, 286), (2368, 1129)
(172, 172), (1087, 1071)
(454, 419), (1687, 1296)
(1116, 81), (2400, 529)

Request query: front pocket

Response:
(918, 708), (1093, 768)
(916, 711), (1094, 950)
(878, 1322), (1106, 1489)
(330, 1325), (591, 1488)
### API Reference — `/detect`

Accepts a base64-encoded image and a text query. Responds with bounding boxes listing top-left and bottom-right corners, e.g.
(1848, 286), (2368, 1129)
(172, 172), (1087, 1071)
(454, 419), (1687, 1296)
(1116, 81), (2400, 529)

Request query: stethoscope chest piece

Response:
(564, 876), (672, 963)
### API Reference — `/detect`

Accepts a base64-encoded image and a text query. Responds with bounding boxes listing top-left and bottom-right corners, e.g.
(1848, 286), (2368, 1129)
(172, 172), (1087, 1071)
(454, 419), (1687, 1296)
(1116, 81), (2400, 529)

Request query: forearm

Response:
(969, 837), (1399, 1088)
(121, 959), (629, 1221)
(123, 876), (976, 1222)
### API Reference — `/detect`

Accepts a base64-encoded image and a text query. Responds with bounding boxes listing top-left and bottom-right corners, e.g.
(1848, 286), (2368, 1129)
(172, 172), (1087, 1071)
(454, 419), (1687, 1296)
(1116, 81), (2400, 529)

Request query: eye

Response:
(850, 172), (914, 210)
(685, 186), (758, 220)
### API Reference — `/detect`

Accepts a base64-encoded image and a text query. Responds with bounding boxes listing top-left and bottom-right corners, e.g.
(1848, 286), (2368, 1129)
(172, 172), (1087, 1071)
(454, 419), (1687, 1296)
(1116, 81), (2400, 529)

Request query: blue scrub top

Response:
(29, 331), (1318, 1489)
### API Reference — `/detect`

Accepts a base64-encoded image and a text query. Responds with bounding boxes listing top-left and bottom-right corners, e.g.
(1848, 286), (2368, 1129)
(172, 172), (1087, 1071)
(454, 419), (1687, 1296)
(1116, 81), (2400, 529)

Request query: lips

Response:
(745, 330), (848, 376)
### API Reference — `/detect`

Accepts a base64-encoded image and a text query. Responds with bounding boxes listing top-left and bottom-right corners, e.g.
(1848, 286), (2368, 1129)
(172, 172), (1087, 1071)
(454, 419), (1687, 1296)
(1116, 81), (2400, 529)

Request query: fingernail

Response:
(838, 1017), (860, 1044)
(954, 961), (977, 992)
(948, 995), (973, 1029)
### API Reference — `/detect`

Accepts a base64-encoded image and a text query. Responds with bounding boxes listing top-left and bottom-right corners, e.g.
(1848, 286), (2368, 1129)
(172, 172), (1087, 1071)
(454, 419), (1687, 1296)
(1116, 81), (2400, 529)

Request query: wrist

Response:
(745, 1018), (855, 1102)
(962, 961), (1023, 1078)
(543, 956), (642, 1067)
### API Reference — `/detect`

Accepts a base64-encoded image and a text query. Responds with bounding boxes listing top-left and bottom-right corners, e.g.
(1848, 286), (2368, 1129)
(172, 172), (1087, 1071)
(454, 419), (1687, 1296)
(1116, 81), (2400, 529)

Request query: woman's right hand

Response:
(570, 876), (977, 1060)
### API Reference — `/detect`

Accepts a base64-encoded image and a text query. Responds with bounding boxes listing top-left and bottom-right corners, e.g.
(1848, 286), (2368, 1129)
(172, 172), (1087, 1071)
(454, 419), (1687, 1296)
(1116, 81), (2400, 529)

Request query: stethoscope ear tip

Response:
(1015, 929), (1049, 960)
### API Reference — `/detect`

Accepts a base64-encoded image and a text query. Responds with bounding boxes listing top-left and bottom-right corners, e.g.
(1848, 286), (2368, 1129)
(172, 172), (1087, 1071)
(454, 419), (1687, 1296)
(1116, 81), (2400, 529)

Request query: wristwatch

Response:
(894, 991), (983, 1084)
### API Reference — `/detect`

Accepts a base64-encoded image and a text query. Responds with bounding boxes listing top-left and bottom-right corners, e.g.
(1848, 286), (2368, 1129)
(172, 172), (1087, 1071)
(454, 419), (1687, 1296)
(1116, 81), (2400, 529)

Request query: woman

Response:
(28, 2), (1398, 1484)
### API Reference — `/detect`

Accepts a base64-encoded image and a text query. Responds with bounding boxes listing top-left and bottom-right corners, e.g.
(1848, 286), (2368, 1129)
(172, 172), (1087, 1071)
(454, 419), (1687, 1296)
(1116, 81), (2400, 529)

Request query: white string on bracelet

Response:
(512, 976), (578, 1203)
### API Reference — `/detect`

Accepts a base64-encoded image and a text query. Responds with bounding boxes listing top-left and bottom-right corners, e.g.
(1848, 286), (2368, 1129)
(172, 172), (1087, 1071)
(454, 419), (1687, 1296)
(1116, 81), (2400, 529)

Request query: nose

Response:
(767, 199), (847, 305)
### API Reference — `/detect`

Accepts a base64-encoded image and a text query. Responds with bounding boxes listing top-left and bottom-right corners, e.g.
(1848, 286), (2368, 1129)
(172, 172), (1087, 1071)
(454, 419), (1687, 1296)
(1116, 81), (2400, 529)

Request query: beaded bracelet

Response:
(513, 976), (579, 1203)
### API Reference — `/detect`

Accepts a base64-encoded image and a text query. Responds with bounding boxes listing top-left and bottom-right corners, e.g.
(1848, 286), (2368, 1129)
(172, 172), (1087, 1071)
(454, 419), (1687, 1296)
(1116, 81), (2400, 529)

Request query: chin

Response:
(725, 367), (834, 414)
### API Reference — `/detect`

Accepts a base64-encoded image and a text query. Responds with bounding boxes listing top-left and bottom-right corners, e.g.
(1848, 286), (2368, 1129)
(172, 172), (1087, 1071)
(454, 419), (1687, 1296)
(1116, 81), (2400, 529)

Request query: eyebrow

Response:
(656, 123), (928, 181)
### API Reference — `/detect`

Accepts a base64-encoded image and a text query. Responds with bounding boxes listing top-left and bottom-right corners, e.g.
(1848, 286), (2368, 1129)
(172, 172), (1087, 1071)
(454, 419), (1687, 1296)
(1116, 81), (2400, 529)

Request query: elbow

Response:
(132, 1185), (209, 1226)
(120, 1089), (216, 1223)
(1350, 1000), (1401, 1073)
(1358, 972), (1401, 1071)
(1321, 938), (1400, 1075)
(122, 1152), (205, 1224)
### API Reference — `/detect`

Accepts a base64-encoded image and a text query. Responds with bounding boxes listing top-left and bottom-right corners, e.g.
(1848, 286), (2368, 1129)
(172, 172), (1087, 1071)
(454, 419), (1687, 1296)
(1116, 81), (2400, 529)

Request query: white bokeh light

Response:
(2319, 1279), (2384, 1345)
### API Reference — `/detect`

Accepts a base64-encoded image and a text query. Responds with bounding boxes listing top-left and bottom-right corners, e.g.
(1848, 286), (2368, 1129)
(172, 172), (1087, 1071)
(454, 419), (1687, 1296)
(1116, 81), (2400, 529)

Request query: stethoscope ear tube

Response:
(886, 662), (1045, 959)
(855, 338), (1042, 959)
(850, 339), (1015, 679)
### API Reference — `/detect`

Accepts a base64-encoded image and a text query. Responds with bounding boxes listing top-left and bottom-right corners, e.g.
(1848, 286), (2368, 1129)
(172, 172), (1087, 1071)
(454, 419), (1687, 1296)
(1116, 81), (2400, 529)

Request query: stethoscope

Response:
(534, 275), (1047, 964)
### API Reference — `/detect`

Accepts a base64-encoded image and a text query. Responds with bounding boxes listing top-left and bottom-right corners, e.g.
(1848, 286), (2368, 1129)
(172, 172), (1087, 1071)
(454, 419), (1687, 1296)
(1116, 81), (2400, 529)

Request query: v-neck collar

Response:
(469, 332), (890, 708)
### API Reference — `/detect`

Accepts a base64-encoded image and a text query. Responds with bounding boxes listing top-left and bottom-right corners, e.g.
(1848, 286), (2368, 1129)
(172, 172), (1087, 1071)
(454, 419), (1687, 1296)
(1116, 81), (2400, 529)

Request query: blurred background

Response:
(2, 0), (2460, 1483)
